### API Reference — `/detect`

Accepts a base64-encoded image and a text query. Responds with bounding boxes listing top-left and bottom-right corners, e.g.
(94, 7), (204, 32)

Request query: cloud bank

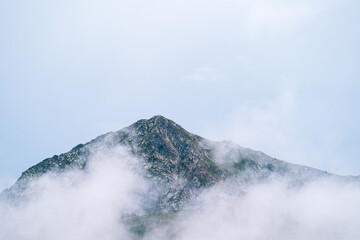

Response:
(1, 143), (360, 240)
(170, 179), (360, 240)
(0, 146), (151, 240)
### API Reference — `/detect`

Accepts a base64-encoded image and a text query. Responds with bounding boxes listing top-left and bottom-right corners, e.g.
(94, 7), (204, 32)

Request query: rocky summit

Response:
(2, 115), (355, 211)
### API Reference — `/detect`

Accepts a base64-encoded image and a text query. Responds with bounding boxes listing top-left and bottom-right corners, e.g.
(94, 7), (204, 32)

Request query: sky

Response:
(0, 0), (360, 190)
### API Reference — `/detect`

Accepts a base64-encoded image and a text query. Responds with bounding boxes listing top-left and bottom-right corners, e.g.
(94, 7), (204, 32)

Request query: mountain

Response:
(3, 115), (360, 238)
(4, 115), (351, 204)
(2, 115), (359, 239)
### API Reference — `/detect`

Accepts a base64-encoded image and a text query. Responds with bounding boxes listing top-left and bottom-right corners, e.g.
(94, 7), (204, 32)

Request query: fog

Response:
(0, 146), (150, 240)
(171, 179), (360, 240)
(1, 145), (360, 240)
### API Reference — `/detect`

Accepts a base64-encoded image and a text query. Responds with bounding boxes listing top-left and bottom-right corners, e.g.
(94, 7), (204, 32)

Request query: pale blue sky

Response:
(1, 0), (359, 189)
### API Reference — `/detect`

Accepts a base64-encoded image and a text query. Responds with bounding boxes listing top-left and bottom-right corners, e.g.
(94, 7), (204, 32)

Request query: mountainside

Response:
(4, 115), (350, 208)
(3, 115), (360, 239)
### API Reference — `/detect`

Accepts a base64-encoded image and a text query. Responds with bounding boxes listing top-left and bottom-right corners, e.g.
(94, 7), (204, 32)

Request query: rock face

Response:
(2, 115), (347, 209)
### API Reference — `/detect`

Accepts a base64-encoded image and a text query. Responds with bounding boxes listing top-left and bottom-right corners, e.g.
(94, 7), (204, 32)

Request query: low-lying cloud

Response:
(1, 144), (360, 240)
(172, 179), (360, 240)
(0, 145), (150, 240)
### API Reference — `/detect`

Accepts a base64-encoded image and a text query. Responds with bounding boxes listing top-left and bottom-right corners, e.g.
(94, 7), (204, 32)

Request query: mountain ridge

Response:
(2, 115), (357, 209)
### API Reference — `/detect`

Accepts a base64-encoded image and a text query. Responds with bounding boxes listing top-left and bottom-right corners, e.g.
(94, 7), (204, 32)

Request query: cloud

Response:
(0, 145), (152, 240)
(182, 66), (223, 84)
(1, 136), (360, 240)
(172, 178), (360, 240)
(203, 84), (297, 157)
(140, 176), (360, 240)
(198, 77), (359, 176)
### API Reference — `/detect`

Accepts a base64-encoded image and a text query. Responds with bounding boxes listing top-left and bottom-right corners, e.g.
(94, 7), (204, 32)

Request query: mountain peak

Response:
(131, 115), (180, 130)
(4, 115), (339, 211)
(128, 115), (197, 142)
(149, 115), (170, 121)
(123, 115), (225, 190)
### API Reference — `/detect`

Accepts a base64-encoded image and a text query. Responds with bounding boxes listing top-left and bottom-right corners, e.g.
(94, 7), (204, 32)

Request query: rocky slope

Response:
(2, 115), (352, 209)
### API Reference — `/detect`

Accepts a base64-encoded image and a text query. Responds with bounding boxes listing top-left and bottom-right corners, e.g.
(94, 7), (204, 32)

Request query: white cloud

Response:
(182, 66), (222, 83)
(1, 130), (360, 240)
(0, 145), (150, 240)
(172, 179), (360, 240)
(203, 84), (297, 157)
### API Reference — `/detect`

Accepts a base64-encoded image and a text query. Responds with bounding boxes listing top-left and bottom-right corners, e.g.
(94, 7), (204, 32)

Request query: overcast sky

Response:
(1, 0), (359, 190)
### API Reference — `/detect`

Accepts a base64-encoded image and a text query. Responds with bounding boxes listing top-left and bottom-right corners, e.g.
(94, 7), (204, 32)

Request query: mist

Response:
(1, 141), (359, 240)
(0, 145), (151, 240)
(171, 179), (360, 240)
